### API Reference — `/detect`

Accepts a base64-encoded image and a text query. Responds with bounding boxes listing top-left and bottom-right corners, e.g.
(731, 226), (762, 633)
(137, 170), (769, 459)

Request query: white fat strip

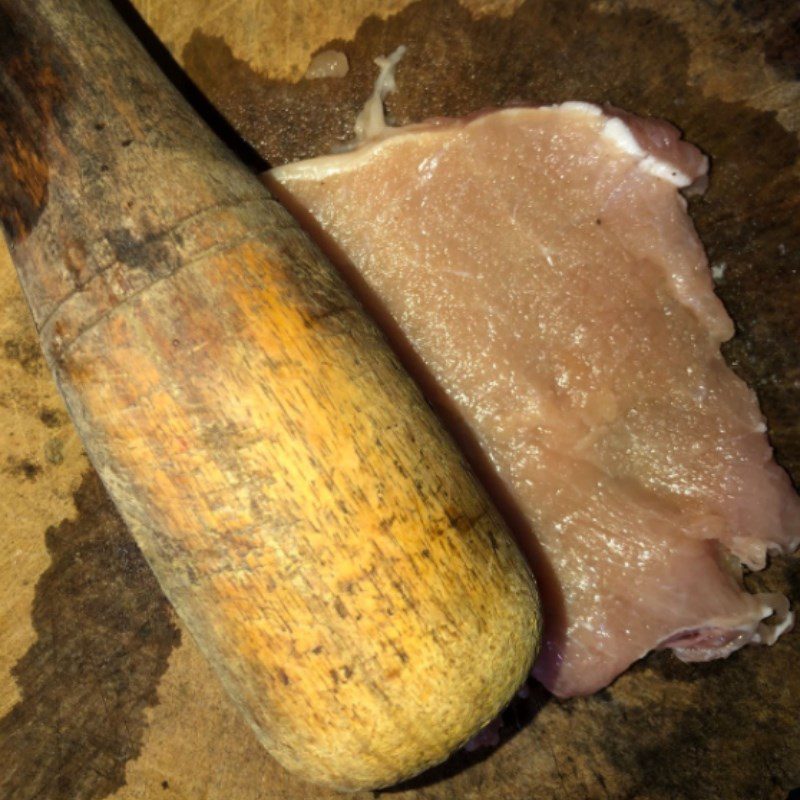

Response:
(512, 103), (697, 187)
(752, 592), (795, 645)
(555, 100), (603, 117)
(273, 99), (696, 191)
(600, 115), (693, 187)
(353, 45), (407, 142)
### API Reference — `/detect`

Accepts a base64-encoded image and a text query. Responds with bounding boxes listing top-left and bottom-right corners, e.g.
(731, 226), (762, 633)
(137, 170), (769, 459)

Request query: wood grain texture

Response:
(136, 0), (523, 81)
(1, 0), (799, 798)
(0, 0), (540, 790)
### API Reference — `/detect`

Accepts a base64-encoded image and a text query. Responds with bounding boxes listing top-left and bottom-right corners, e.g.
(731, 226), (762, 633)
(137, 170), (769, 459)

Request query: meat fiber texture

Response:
(265, 99), (800, 698)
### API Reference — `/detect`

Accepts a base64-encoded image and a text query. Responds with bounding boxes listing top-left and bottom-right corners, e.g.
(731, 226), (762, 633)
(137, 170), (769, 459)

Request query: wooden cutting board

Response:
(1, 1), (799, 798)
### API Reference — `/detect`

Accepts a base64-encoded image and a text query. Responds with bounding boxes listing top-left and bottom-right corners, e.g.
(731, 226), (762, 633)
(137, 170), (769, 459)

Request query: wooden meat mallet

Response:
(0, 0), (540, 789)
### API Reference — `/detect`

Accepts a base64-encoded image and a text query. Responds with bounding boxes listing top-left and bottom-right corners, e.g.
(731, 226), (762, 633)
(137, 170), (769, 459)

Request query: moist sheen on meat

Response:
(266, 102), (800, 698)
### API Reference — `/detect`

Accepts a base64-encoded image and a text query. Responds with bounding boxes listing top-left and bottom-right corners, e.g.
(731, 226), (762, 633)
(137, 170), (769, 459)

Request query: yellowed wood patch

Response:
(135, 0), (523, 80)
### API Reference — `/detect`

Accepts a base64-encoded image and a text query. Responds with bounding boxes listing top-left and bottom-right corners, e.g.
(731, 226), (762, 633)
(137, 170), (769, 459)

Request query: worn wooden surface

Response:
(0, 0), (542, 791)
(1, 0), (799, 798)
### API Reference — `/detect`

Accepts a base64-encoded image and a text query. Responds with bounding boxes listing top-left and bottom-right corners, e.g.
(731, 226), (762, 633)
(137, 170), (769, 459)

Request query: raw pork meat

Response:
(265, 88), (799, 697)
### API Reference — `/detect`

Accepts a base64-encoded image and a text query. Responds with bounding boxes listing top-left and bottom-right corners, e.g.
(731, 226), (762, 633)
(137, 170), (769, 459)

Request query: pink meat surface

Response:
(266, 103), (800, 698)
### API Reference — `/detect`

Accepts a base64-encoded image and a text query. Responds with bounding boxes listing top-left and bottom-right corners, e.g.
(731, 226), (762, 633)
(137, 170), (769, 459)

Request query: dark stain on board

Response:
(4, 335), (45, 375)
(180, 1), (800, 797)
(0, 471), (180, 800)
(105, 223), (182, 277)
(39, 406), (69, 428)
(597, 552), (800, 798)
(734, 0), (800, 80)
(600, 567), (800, 800)
(5, 455), (43, 481)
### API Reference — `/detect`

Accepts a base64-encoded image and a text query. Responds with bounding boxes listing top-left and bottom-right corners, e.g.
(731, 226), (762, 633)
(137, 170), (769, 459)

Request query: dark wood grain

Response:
(0, 3), (70, 242)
